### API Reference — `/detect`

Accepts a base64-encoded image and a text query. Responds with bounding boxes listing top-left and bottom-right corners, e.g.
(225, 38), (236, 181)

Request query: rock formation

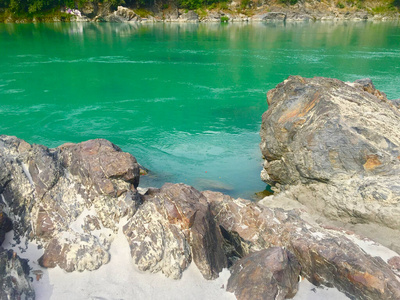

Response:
(123, 183), (227, 279)
(1, 129), (400, 299)
(260, 76), (400, 238)
(227, 247), (301, 300)
(0, 250), (35, 300)
(0, 136), (141, 272)
(203, 190), (400, 300)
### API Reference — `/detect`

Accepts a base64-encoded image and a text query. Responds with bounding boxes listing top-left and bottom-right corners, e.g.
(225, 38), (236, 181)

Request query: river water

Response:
(0, 21), (399, 198)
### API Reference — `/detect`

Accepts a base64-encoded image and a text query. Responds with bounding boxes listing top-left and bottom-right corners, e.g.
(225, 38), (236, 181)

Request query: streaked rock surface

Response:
(260, 76), (400, 233)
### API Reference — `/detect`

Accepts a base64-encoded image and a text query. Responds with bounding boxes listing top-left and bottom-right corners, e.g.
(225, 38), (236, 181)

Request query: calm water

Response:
(1, 21), (399, 198)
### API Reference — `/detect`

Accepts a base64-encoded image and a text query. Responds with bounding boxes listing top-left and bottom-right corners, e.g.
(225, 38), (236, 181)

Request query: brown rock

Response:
(259, 76), (400, 235)
(388, 256), (400, 271)
(227, 247), (301, 300)
(58, 139), (140, 198)
(203, 190), (400, 300)
(123, 183), (227, 280)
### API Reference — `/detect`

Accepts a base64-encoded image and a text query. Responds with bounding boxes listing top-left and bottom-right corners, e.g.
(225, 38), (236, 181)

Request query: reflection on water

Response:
(0, 21), (399, 198)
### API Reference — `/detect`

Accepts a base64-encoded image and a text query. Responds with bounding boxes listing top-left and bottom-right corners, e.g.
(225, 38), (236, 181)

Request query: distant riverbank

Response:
(1, 0), (399, 23)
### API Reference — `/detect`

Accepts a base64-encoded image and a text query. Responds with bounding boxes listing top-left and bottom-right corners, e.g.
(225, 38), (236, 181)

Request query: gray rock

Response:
(105, 6), (141, 22)
(179, 10), (199, 22)
(259, 76), (400, 231)
(202, 11), (222, 22)
(123, 183), (227, 280)
(38, 230), (110, 272)
(391, 98), (400, 109)
(0, 136), (141, 271)
(203, 190), (400, 300)
(0, 210), (13, 246)
(164, 8), (179, 21)
(252, 12), (287, 21)
(0, 249), (35, 300)
(80, 2), (98, 19)
(227, 247), (301, 300)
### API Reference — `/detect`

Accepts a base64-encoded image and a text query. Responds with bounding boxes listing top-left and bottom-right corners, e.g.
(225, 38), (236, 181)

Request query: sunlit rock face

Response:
(0, 136), (141, 272)
(227, 247), (301, 300)
(260, 76), (400, 231)
(203, 190), (400, 300)
(123, 183), (227, 280)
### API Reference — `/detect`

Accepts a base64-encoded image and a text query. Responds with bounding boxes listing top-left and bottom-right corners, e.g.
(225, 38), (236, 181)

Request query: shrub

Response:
(337, 2), (345, 8)
(220, 15), (228, 22)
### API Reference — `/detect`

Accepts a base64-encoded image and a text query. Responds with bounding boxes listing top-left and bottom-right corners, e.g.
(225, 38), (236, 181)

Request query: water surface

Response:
(1, 21), (399, 198)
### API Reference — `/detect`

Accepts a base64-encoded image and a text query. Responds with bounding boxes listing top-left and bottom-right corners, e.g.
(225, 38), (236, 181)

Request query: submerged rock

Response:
(227, 247), (301, 300)
(259, 76), (400, 233)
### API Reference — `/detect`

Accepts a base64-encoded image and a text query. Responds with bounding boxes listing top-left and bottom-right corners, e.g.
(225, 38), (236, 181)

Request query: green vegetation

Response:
(278, 0), (298, 5)
(220, 15), (228, 21)
(336, 1), (345, 8)
(178, 0), (229, 10)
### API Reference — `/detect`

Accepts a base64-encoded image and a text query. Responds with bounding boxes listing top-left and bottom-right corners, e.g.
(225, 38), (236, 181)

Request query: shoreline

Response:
(1, 3), (399, 24)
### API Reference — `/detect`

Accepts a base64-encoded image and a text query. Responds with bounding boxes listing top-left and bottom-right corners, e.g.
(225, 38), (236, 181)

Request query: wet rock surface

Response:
(227, 247), (301, 300)
(260, 76), (400, 234)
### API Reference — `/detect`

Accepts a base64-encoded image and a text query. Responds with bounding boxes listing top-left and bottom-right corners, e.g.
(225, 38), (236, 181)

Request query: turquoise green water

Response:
(1, 21), (399, 198)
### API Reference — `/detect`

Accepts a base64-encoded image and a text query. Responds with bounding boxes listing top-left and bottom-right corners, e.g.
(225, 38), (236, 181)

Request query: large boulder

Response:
(227, 247), (301, 300)
(0, 136), (141, 272)
(203, 190), (400, 300)
(123, 183), (227, 280)
(259, 76), (400, 231)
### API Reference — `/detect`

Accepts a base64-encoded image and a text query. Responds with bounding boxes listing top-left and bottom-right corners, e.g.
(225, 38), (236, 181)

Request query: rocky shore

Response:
(2, 0), (400, 23)
(1, 76), (400, 299)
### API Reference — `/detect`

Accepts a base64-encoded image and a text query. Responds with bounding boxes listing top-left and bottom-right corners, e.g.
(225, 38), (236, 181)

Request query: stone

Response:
(202, 11), (222, 22)
(259, 76), (400, 232)
(0, 249), (35, 300)
(179, 10), (199, 22)
(164, 8), (179, 21)
(227, 247), (301, 300)
(123, 183), (227, 280)
(0, 136), (141, 271)
(105, 6), (141, 22)
(80, 2), (98, 19)
(392, 98), (400, 109)
(388, 256), (400, 271)
(38, 230), (110, 272)
(0, 210), (13, 246)
(203, 190), (400, 300)
(252, 12), (287, 21)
